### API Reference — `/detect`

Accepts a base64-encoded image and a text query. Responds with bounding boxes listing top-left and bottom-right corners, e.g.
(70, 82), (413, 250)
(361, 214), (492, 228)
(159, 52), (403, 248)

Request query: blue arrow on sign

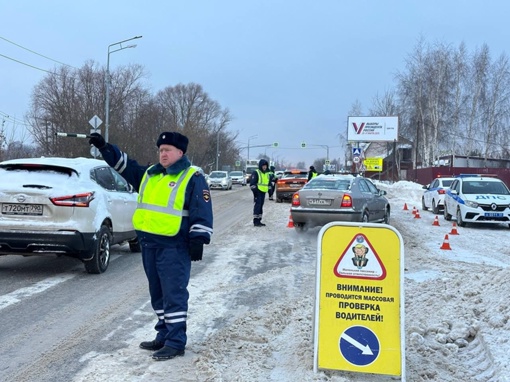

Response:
(339, 326), (380, 366)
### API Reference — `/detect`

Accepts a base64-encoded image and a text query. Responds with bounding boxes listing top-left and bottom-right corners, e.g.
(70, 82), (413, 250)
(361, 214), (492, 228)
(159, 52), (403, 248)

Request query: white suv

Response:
(0, 157), (140, 273)
(443, 175), (510, 227)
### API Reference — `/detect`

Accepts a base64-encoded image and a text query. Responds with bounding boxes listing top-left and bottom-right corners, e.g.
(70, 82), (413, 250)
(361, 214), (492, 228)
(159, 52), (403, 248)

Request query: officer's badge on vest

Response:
(203, 190), (211, 202)
(168, 181), (176, 188)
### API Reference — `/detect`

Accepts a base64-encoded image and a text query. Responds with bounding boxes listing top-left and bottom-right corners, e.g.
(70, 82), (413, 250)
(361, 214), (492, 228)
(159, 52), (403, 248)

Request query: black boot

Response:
(152, 346), (185, 360)
(139, 340), (164, 351)
(254, 218), (266, 227)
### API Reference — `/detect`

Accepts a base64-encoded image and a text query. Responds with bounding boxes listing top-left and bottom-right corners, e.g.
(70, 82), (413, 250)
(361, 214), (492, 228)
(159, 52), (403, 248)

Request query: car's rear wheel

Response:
(456, 208), (466, 227)
(383, 208), (390, 224)
(422, 197), (428, 211)
(432, 200), (439, 214)
(295, 223), (307, 232)
(84, 225), (111, 274)
(444, 204), (452, 221)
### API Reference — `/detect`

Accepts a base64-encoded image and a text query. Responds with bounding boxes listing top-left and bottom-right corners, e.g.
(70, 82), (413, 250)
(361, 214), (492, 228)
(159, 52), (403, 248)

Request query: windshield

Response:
(210, 172), (227, 178)
(462, 180), (510, 195)
(230, 171), (243, 176)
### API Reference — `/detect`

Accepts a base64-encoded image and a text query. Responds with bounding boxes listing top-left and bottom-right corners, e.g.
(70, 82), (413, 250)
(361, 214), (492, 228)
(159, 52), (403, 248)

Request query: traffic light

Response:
(273, 142), (279, 147)
(301, 142), (306, 148)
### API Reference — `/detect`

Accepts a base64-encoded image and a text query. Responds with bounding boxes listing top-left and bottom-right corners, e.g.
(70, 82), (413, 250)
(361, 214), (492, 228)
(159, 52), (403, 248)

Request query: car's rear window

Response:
(305, 179), (351, 190)
(283, 173), (307, 179)
(0, 164), (77, 177)
(442, 180), (453, 187)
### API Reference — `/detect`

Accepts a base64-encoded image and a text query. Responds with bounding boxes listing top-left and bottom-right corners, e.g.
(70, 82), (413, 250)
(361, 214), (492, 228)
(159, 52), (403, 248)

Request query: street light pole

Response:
(247, 134), (258, 162)
(215, 127), (224, 171)
(105, 35), (142, 143)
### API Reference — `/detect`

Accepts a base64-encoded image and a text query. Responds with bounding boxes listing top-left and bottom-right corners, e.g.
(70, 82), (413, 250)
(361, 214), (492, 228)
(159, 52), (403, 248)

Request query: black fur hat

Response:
(156, 132), (189, 153)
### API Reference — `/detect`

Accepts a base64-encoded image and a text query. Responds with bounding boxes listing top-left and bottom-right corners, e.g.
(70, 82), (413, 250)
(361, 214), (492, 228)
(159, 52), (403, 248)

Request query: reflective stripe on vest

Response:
(132, 166), (195, 236)
(256, 169), (269, 192)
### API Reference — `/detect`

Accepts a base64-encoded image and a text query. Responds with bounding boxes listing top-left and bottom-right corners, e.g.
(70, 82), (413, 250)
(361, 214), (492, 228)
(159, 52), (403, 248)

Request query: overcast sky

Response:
(1, 1), (509, 166)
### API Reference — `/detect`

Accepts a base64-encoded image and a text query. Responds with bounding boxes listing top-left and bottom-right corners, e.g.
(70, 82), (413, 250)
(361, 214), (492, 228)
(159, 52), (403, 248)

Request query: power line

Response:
(0, 35), (75, 68)
(0, 52), (57, 75)
(0, 110), (30, 127)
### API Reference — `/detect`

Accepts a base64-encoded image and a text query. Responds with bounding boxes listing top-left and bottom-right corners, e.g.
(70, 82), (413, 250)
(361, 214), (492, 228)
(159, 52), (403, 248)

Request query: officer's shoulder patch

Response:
(203, 189), (211, 202)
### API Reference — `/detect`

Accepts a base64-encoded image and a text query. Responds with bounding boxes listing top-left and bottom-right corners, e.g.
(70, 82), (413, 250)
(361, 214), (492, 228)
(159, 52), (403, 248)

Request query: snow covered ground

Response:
(73, 181), (510, 382)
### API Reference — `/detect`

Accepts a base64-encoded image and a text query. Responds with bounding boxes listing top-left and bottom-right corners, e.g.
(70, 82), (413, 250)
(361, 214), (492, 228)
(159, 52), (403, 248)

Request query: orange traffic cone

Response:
(287, 213), (294, 228)
(414, 209), (421, 219)
(403, 203), (408, 211)
(440, 234), (452, 250)
(412, 206), (417, 215)
(432, 215), (440, 226)
(450, 222), (459, 235)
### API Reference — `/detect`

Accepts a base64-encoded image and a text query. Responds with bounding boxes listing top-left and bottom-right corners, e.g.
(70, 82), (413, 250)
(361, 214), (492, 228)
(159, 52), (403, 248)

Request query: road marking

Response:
(0, 274), (75, 311)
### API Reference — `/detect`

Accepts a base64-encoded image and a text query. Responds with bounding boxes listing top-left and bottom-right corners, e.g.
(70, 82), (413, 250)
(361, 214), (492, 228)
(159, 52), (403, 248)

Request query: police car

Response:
(443, 174), (510, 227)
(422, 176), (456, 214)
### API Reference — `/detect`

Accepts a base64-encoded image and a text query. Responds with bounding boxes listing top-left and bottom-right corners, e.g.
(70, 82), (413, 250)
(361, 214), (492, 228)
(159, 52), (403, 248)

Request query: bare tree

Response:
(480, 53), (510, 161)
(155, 83), (235, 169)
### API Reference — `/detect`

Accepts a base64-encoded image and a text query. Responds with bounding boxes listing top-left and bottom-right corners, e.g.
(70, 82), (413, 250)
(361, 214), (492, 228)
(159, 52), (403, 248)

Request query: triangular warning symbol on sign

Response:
(334, 233), (386, 280)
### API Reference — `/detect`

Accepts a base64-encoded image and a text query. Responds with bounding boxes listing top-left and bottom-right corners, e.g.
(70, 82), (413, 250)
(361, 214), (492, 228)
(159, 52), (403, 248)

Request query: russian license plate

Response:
(308, 199), (332, 206)
(290, 184), (302, 188)
(1, 203), (43, 216)
(484, 212), (503, 217)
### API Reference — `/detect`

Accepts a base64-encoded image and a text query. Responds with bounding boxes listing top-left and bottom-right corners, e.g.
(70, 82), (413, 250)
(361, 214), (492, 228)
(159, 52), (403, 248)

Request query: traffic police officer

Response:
(250, 158), (270, 226)
(89, 131), (213, 361)
(268, 165), (276, 200)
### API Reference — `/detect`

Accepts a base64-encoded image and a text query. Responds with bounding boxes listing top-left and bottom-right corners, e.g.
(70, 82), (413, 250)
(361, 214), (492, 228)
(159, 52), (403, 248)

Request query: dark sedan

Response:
(290, 174), (390, 231)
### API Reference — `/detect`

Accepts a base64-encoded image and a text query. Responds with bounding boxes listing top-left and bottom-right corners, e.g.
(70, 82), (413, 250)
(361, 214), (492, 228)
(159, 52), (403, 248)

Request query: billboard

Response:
(347, 116), (398, 142)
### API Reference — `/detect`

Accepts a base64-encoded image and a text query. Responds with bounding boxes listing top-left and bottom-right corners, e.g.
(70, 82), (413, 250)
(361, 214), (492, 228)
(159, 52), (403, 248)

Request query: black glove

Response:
(88, 132), (106, 149)
(189, 239), (204, 262)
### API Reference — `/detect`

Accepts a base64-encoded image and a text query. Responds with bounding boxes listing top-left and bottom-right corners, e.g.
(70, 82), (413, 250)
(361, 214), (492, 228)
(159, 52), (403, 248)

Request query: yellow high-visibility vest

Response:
(255, 169), (270, 192)
(132, 166), (195, 236)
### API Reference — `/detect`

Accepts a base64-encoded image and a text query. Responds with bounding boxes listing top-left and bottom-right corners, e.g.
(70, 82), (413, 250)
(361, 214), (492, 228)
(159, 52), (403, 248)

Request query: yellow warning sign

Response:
(313, 222), (404, 378)
(364, 157), (383, 172)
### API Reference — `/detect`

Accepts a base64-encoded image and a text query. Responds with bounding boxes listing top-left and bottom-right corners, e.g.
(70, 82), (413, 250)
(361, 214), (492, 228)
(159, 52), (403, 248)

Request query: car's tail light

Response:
(341, 194), (352, 207)
(292, 193), (300, 206)
(50, 192), (95, 207)
(438, 189), (445, 194)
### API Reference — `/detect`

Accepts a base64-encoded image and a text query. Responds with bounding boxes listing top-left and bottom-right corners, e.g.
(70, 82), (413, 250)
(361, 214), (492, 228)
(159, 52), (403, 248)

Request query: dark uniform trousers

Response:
(142, 242), (191, 350)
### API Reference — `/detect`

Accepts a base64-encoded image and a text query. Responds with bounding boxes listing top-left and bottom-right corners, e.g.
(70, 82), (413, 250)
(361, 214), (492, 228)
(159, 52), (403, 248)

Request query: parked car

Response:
(229, 170), (247, 186)
(421, 176), (455, 214)
(275, 169), (309, 202)
(0, 157), (140, 274)
(290, 174), (390, 232)
(443, 174), (510, 227)
(207, 171), (232, 190)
